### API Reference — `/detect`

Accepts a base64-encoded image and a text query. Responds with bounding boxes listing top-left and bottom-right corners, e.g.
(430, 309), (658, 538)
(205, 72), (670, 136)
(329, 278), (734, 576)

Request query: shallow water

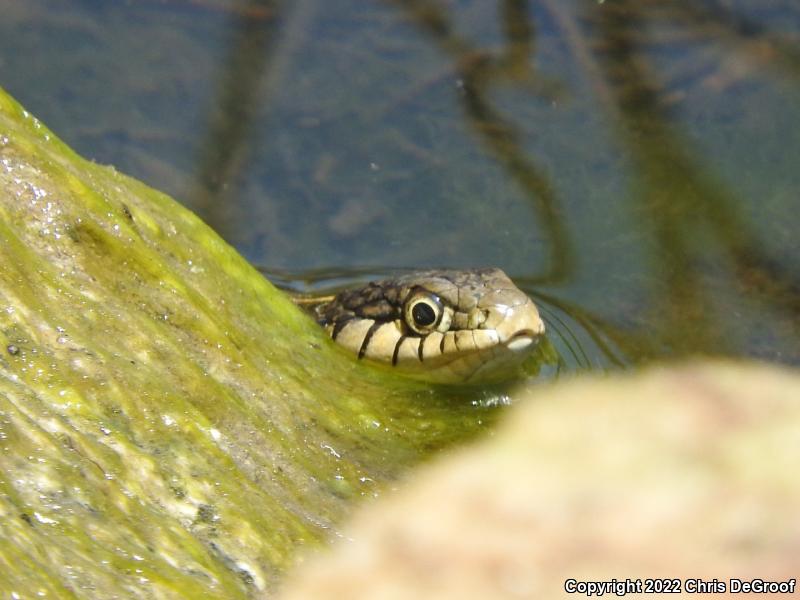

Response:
(1, 0), (798, 373)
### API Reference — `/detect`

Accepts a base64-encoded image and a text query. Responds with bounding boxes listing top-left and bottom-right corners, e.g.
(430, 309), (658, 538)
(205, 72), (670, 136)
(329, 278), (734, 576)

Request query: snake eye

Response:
(404, 291), (443, 334)
(412, 302), (436, 327)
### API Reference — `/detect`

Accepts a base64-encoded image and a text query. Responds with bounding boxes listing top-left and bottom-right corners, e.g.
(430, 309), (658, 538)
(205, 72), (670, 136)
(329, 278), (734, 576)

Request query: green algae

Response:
(0, 87), (500, 598)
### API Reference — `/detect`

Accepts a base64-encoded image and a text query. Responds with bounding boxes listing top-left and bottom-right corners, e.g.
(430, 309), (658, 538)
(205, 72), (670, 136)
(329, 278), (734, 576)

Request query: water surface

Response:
(1, 0), (797, 372)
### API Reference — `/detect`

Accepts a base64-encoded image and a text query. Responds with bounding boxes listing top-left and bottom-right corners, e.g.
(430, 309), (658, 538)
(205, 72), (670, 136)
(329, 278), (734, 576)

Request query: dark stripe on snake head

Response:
(392, 334), (406, 366)
(358, 320), (385, 360)
(331, 316), (355, 341)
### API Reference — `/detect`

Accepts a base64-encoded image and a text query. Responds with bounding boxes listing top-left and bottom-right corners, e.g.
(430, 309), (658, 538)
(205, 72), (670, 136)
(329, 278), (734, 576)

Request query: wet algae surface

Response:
(0, 88), (496, 597)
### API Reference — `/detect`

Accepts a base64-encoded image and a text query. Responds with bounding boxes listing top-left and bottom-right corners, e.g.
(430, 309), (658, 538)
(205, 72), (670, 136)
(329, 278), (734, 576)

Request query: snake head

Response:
(319, 268), (545, 384)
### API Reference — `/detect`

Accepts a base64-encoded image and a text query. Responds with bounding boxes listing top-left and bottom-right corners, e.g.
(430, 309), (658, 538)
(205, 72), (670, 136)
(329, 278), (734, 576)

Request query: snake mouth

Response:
(504, 329), (541, 352)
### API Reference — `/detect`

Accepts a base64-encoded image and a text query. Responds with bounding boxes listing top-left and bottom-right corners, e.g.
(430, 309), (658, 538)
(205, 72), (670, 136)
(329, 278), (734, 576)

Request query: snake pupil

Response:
(412, 302), (436, 327)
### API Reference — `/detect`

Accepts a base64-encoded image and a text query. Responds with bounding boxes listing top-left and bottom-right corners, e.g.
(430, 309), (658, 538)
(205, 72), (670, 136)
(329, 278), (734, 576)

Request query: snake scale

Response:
(311, 268), (545, 384)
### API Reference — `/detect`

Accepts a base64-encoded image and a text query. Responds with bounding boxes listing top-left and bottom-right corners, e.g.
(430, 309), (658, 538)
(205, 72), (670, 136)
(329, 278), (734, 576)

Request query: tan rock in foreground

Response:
(278, 362), (800, 599)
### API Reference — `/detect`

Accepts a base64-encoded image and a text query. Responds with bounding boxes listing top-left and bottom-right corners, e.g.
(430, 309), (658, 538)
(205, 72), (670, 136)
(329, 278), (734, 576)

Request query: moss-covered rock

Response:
(0, 87), (497, 598)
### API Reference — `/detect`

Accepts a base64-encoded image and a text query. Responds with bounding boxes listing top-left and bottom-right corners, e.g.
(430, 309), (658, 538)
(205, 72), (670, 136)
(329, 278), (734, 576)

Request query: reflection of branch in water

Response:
(387, 0), (574, 285)
(459, 61), (573, 285)
(540, 0), (616, 112)
(142, 0), (275, 19)
(590, 1), (800, 354)
(189, 0), (281, 238)
(665, 0), (800, 79)
(501, 0), (535, 74)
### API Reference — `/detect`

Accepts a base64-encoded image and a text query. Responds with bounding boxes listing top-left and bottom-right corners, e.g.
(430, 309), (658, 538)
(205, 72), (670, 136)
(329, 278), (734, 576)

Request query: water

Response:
(1, 0), (797, 373)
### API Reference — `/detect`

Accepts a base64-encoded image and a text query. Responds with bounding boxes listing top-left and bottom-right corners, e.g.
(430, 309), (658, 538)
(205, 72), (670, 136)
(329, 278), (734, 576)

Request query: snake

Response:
(310, 268), (545, 384)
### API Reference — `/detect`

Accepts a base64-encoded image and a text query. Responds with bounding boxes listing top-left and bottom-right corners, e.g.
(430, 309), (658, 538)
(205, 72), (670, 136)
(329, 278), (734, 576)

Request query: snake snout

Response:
(494, 297), (546, 351)
(505, 328), (541, 352)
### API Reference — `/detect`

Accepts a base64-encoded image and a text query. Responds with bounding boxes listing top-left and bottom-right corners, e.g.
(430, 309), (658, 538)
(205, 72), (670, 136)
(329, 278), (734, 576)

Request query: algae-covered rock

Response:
(279, 362), (800, 599)
(0, 87), (497, 598)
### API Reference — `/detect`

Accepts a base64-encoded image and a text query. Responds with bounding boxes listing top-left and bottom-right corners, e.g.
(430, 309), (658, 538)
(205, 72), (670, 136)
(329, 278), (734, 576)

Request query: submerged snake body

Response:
(316, 268), (545, 384)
